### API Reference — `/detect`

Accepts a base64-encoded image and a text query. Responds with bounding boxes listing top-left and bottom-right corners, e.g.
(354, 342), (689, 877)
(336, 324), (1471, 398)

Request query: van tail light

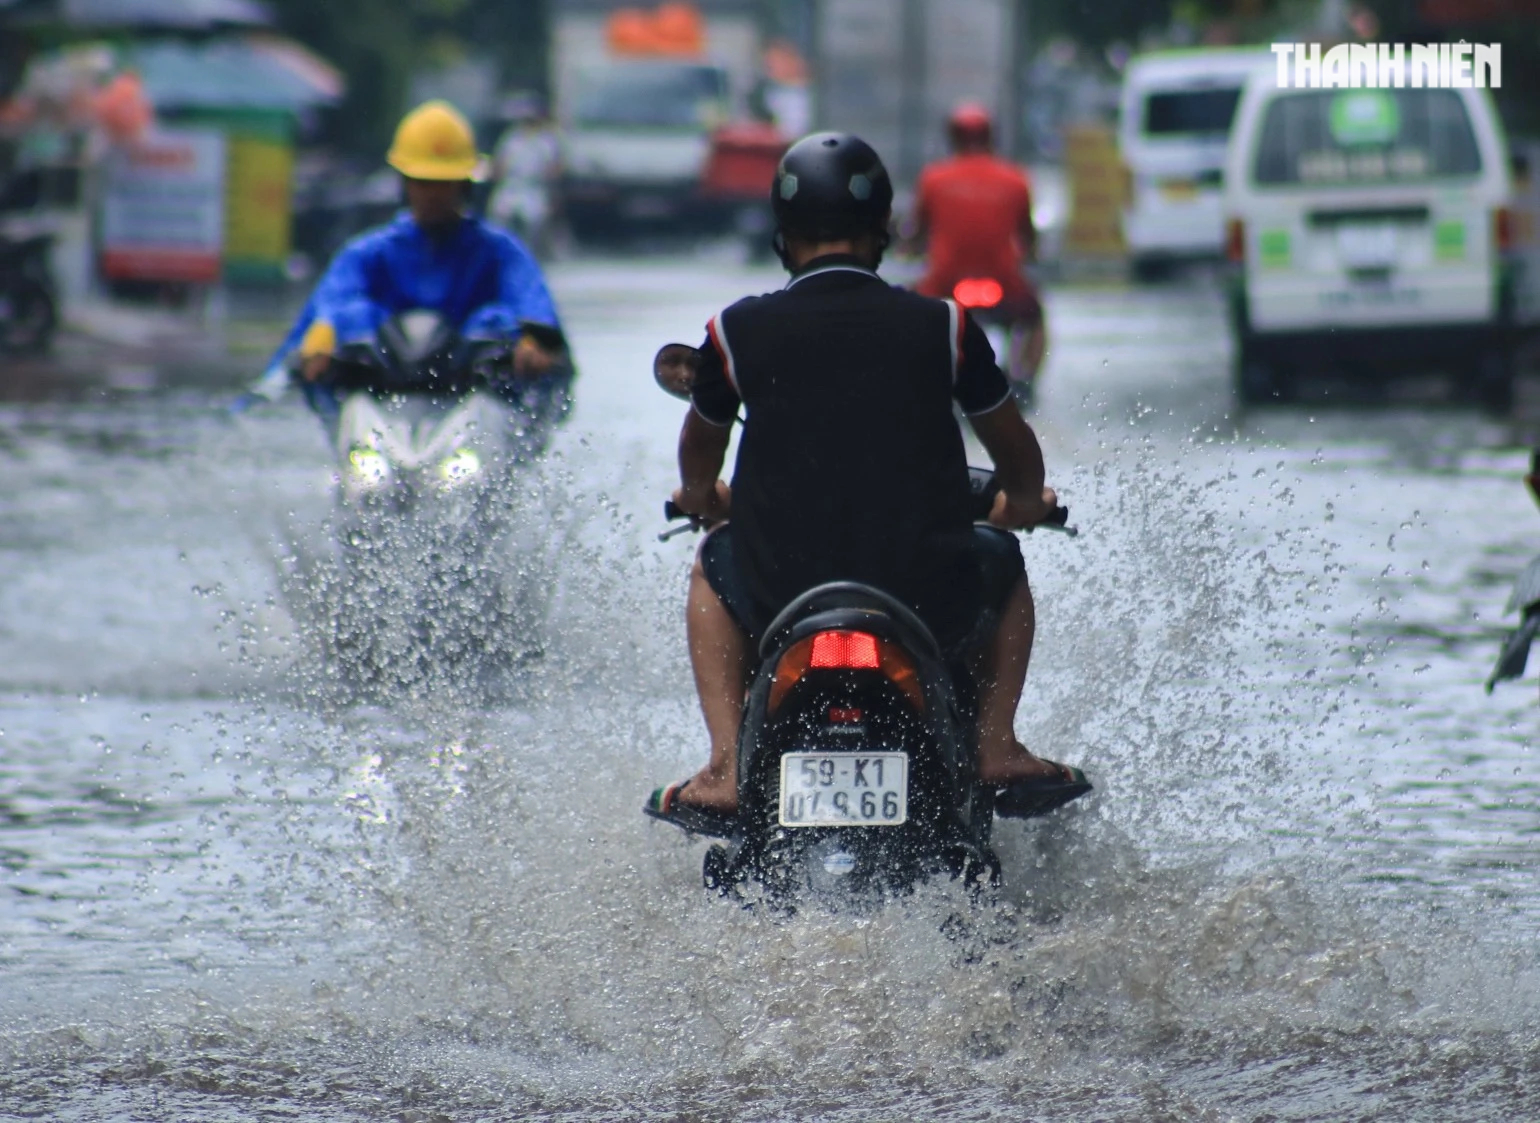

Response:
(1495, 207), (1514, 254)
(1225, 218), (1245, 263)
(768, 630), (925, 713)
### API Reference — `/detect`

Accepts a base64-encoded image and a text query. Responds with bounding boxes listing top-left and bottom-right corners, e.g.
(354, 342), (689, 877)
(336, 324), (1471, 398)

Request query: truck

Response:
(548, 0), (766, 236)
(812, 0), (1022, 192)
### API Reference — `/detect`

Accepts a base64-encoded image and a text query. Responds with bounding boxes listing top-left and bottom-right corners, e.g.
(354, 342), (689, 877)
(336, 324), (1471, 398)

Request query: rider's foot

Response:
(976, 739), (1072, 787)
(674, 764), (738, 812)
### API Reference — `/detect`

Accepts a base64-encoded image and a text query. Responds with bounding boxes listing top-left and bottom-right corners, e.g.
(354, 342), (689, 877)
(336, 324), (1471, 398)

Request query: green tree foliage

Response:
(265, 0), (547, 156)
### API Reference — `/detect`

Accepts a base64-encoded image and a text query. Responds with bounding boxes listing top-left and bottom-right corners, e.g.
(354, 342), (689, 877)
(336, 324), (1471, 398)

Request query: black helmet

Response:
(770, 132), (893, 240)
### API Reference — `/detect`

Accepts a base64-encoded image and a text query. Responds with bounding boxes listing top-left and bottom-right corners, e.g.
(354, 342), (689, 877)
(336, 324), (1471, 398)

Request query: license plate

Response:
(621, 194), (673, 219)
(1336, 223), (1398, 269)
(1159, 179), (1199, 201)
(779, 752), (908, 827)
(1320, 285), (1420, 309)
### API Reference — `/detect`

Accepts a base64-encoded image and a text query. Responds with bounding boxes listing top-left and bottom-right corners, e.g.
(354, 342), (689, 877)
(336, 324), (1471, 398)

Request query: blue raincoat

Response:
(266, 212), (568, 426)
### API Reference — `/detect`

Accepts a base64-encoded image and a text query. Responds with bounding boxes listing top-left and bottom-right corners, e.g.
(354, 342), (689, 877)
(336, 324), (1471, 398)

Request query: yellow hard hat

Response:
(386, 100), (482, 181)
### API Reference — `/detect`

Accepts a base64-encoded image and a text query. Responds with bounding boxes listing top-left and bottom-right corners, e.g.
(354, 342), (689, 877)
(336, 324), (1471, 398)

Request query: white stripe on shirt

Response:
(709, 311), (739, 394)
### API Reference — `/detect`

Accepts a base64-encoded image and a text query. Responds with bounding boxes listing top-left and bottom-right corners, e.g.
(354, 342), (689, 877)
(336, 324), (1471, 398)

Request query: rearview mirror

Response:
(653, 342), (699, 400)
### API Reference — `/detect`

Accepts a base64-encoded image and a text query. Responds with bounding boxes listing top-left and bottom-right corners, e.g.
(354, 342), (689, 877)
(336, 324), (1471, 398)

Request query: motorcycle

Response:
(951, 276), (1040, 411)
(647, 344), (1086, 905)
(0, 228), (57, 354)
(309, 311), (570, 693)
(1487, 451), (1540, 698)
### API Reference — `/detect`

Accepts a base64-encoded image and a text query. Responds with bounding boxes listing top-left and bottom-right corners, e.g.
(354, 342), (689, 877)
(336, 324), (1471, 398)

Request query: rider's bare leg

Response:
(973, 573), (1063, 784)
(680, 554), (750, 811)
(1009, 319), (1047, 384)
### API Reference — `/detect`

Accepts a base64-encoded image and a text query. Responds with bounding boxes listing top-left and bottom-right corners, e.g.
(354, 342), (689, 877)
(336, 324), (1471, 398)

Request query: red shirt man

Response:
(915, 153), (1035, 306)
(910, 104), (1045, 389)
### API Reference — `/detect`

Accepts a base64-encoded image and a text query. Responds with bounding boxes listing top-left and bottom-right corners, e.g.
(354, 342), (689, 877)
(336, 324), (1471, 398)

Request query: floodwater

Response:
(1, 259), (1536, 1121)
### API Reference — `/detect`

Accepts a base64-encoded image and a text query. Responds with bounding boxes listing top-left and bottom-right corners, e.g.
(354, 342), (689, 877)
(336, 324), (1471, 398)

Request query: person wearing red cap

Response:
(908, 104), (1044, 404)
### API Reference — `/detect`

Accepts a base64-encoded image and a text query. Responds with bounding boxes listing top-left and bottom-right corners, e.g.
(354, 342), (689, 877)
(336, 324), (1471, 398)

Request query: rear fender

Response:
(735, 625), (980, 837)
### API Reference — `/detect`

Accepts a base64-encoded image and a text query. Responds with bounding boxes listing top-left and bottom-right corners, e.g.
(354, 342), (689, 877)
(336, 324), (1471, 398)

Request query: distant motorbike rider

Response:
(651, 131), (1086, 820)
(906, 103), (1045, 401)
(488, 92), (562, 258)
(265, 100), (569, 434)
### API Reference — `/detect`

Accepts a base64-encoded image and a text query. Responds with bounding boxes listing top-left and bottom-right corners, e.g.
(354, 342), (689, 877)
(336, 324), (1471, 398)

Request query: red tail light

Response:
(1225, 218), (1245, 263)
(810, 630), (879, 669)
(768, 630), (924, 713)
(952, 277), (1003, 309)
(1495, 207), (1514, 254)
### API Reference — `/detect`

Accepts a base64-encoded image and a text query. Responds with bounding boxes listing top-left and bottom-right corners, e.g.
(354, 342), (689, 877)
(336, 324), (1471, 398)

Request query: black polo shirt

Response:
(689, 255), (1012, 646)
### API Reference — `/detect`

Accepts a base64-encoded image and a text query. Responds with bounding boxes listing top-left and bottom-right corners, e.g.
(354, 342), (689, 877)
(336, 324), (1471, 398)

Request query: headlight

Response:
(347, 447), (390, 487)
(439, 447), (481, 484)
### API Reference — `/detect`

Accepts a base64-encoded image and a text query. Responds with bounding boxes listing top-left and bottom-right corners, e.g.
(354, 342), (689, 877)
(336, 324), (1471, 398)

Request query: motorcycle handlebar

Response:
(659, 497), (1076, 540)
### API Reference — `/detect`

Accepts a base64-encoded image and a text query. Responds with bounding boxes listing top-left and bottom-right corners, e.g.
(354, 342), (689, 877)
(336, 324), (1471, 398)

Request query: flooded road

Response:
(1, 259), (1537, 1120)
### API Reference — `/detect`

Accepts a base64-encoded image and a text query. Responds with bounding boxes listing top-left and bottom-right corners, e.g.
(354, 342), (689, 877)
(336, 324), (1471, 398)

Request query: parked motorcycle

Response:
(0, 229), (57, 353)
(1487, 451), (1540, 697)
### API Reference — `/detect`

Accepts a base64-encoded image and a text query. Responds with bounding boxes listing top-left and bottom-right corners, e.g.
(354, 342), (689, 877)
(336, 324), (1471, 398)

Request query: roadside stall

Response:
(128, 37), (342, 284)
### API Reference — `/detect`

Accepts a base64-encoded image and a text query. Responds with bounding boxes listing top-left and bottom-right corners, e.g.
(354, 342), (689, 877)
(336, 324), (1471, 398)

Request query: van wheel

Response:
(1236, 353), (1289, 405)
(1472, 349), (1515, 416)
(1131, 256), (1171, 284)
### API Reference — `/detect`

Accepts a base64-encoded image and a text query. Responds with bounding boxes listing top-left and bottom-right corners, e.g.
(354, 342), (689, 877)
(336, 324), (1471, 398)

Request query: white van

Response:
(1224, 80), (1518, 410)
(1119, 49), (1274, 279)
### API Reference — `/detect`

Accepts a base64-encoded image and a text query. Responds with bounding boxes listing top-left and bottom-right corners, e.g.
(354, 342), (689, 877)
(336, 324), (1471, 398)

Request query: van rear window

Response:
(1252, 89), (1481, 185)
(1143, 88), (1242, 136)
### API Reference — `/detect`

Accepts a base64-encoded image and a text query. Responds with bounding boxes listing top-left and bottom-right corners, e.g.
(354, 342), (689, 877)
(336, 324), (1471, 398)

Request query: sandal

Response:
(643, 779), (739, 838)
(994, 761), (1092, 820)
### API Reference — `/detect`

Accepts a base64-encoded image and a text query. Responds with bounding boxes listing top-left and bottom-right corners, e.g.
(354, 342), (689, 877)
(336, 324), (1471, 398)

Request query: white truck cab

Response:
(1119, 49), (1274, 279)
(560, 60), (731, 230)
(1224, 78), (1518, 411)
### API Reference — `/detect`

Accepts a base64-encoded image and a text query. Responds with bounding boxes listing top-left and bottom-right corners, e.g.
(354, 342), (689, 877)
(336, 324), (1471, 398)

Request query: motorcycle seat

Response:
(759, 581), (943, 664)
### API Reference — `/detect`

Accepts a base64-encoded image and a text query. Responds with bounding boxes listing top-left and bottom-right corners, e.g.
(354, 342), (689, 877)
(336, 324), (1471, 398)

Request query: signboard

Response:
(100, 127), (227, 283)
(224, 133), (293, 274)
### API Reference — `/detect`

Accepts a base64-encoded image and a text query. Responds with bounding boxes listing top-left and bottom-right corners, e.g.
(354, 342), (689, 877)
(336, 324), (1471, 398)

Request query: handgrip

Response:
(658, 499), (707, 542)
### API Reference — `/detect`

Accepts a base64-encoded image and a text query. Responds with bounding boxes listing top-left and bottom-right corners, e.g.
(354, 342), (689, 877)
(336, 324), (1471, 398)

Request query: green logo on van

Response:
(1260, 229), (1291, 267)
(1328, 90), (1400, 147)
(1434, 220), (1465, 260)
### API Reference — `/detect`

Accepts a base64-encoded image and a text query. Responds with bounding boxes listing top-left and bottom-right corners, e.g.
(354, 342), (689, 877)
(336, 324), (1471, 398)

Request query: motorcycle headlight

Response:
(348, 447), (390, 487)
(439, 447), (481, 484)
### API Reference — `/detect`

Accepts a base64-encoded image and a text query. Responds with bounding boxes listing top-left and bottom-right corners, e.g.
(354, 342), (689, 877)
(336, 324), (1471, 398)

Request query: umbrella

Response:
(61, 0), (271, 27)
(132, 38), (341, 111)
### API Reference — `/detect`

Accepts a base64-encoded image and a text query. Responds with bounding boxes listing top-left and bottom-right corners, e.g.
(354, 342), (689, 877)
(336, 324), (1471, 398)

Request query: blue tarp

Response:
(133, 40), (339, 111)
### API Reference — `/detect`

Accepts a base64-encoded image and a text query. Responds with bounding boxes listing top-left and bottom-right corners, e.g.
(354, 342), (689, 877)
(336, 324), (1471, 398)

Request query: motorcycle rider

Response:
(265, 100), (568, 433)
(649, 131), (1088, 826)
(488, 92), (562, 259)
(906, 103), (1045, 404)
